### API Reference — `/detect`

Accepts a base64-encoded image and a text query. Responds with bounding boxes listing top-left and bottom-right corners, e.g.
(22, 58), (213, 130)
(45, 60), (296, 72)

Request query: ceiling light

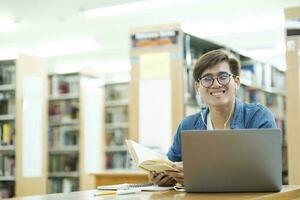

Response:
(182, 21), (230, 37)
(0, 47), (32, 60)
(35, 38), (101, 57)
(231, 14), (284, 34)
(183, 14), (284, 38)
(242, 42), (286, 58)
(84, 0), (170, 18)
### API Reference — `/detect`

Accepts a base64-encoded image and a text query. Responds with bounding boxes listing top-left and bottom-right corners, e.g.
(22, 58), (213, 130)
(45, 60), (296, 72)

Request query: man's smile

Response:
(210, 90), (226, 96)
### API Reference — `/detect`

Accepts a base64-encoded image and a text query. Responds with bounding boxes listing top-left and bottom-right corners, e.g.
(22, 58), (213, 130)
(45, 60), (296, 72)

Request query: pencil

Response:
(94, 191), (116, 196)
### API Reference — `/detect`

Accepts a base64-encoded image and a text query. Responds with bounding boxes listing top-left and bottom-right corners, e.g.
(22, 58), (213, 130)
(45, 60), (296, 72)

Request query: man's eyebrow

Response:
(201, 71), (228, 77)
(201, 73), (213, 77)
(217, 71), (229, 74)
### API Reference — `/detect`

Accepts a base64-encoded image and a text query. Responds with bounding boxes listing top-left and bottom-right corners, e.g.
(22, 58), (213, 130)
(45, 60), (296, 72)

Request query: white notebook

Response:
(97, 183), (174, 191)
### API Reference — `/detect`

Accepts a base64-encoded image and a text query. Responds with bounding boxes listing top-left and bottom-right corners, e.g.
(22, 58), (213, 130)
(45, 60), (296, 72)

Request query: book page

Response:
(141, 162), (177, 173)
(126, 140), (168, 165)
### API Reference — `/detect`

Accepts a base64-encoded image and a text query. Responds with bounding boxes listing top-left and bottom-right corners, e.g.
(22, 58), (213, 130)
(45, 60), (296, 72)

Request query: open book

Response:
(126, 139), (178, 173)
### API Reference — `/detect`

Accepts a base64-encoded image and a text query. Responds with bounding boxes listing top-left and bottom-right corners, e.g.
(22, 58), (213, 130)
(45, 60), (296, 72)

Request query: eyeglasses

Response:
(198, 72), (236, 88)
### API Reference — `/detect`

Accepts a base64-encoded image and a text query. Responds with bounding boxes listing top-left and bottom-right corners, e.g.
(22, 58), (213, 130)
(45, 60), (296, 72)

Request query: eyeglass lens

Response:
(200, 72), (232, 88)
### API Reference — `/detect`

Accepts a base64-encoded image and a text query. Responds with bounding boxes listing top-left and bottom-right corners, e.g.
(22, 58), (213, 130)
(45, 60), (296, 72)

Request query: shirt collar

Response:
(196, 98), (245, 130)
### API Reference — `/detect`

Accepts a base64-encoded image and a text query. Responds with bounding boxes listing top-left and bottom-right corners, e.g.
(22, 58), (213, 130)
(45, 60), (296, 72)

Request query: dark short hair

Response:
(193, 49), (240, 81)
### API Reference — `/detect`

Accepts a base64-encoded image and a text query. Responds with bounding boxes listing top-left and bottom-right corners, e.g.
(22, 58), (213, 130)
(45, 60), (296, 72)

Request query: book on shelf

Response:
(126, 139), (178, 173)
(48, 100), (79, 124)
(105, 151), (127, 169)
(49, 74), (79, 96)
(49, 126), (78, 148)
(271, 67), (285, 90)
(49, 154), (78, 172)
(106, 129), (127, 146)
(0, 181), (14, 198)
(49, 101), (61, 123)
(62, 178), (72, 192)
(0, 92), (15, 115)
(0, 64), (15, 85)
(0, 122), (14, 146)
(105, 83), (129, 101)
(263, 64), (272, 87)
(48, 178), (78, 193)
(0, 155), (15, 176)
(60, 100), (79, 123)
(105, 107), (128, 123)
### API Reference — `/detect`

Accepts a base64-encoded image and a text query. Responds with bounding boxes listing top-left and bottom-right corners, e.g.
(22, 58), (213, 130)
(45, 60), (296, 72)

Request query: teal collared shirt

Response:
(167, 98), (277, 162)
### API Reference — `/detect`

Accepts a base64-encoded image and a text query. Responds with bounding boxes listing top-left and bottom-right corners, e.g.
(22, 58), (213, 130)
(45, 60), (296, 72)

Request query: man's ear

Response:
(194, 81), (200, 95)
(234, 76), (240, 90)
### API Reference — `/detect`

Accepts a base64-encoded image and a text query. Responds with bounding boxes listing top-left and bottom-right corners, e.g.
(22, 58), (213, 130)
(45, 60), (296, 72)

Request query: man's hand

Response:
(148, 171), (176, 186)
(166, 162), (184, 185)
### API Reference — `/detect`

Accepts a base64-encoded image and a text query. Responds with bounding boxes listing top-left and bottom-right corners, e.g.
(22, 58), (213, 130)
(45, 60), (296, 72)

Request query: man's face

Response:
(195, 61), (240, 107)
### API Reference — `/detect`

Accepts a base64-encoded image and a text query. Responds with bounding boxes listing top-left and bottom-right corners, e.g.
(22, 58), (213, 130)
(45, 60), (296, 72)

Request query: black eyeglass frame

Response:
(197, 72), (237, 88)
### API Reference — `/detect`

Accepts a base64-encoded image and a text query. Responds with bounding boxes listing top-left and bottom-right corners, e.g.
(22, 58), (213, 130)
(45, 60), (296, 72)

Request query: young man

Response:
(149, 49), (277, 186)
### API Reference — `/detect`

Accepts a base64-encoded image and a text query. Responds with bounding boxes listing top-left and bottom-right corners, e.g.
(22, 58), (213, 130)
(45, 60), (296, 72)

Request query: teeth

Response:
(211, 91), (225, 96)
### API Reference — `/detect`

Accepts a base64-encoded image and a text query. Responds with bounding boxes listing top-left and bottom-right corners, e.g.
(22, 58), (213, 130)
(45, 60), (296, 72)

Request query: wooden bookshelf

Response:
(129, 23), (287, 183)
(47, 71), (104, 193)
(0, 55), (48, 198)
(104, 81), (131, 170)
(129, 23), (185, 155)
(285, 6), (300, 185)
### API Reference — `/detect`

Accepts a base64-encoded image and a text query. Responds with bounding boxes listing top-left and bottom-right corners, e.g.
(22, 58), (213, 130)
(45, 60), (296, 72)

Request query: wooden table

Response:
(5, 185), (300, 200)
(93, 170), (149, 187)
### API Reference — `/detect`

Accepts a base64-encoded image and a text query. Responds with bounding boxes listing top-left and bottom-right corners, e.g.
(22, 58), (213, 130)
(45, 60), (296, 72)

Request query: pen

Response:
(94, 188), (141, 196)
(94, 191), (116, 196)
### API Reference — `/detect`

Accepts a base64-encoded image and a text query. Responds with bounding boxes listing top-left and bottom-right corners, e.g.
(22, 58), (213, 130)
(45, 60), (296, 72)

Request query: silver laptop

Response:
(181, 129), (282, 192)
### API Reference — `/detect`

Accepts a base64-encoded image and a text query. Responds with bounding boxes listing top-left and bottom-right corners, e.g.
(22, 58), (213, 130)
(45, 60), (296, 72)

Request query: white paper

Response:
(139, 80), (172, 153)
(83, 87), (103, 173)
(22, 76), (43, 177)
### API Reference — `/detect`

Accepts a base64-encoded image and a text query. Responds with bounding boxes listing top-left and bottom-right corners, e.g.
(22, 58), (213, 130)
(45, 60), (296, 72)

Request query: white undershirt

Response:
(207, 112), (214, 130)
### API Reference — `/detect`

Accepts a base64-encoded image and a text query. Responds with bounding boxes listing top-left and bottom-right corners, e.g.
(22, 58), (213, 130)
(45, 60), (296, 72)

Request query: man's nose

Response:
(211, 77), (222, 88)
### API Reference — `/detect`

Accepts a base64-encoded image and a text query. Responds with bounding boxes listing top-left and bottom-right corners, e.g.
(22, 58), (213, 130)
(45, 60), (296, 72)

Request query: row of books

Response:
(49, 154), (78, 172)
(105, 107), (128, 123)
(0, 62), (15, 199)
(49, 126), (78, 148)
(0, 122), (15, 146)
(0, 155), (15, 176)
(0, 92), (15, 115)
(105, 84), (129, 101)
(105, 129), (128, 146)
(237, 86), (285, 119)
(49, 100), (79, 124)
(105, 151), (128, 169)
(240, 62), (285, 89)
(104, 82), (130, 170)
(183, 65), (198, 107)
(48, 178), (79, 194)
(0, 182), (14, 198)
(48, 74), (81, 194)
(0, 64), (15, 85)
(49, 74), (80, 96)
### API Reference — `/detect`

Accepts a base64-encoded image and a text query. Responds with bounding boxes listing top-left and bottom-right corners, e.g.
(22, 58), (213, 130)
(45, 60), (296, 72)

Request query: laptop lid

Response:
(182, 129), (282, 192)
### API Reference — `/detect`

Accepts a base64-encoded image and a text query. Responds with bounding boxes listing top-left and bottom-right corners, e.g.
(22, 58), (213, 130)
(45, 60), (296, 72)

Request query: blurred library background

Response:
(1, 0), (300, 198)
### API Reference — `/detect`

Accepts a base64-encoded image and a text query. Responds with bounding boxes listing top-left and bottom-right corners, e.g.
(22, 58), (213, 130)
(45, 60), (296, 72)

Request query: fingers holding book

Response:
(165, 162), (184, 185)
(148, 171), (177, 186)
